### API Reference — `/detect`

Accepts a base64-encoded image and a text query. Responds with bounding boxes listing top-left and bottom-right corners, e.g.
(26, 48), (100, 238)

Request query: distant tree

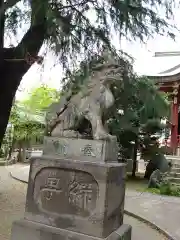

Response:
(108, 76), (170, 177)
(3, 85), (59, 161)
(8, 102), (45, 162)
(61, 52), (170, 177)
(22, 85), (60, 114)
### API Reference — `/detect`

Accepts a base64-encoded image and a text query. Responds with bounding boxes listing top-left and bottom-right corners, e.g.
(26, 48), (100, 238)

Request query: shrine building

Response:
(145, 52), (180, 154)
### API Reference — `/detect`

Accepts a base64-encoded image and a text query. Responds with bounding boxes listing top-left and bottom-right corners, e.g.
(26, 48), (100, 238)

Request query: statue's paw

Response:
(63, 130), (82, 138)
(108, 134), (117, 141)
(51, 129), (82, 138)
(51, 128), (63, 137)
(94, 132), (117, 141)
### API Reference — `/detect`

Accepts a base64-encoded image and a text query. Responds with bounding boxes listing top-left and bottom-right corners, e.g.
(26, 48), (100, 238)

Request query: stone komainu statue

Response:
(46, 51), (130, 140)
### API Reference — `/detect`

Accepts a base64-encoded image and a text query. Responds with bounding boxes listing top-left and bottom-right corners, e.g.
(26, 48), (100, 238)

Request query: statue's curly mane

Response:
(46, 50), (132, 140)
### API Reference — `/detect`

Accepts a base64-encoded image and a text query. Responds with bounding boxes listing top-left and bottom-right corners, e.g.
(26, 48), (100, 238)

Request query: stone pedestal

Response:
(43, 136), (118, 162)
(11, 137), (131, 240)
(11, 219), (131, 240)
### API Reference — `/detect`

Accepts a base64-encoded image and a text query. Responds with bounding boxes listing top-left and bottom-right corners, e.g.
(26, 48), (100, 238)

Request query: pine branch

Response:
(0, 0), (4, 43)
(0, 0), (5, 68)
(0, 0), (21, 17)
(1, 0), (47, 85)
(14, 23), (46, 58)
(14, 0), (47, 59)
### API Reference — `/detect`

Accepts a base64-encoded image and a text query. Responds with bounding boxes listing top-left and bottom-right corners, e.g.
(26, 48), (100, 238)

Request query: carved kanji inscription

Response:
(33, 168), (98, 217)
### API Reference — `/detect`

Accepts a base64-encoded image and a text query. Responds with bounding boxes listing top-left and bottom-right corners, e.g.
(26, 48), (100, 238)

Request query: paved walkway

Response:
(9, 164), (180, 239)
(0, 166), (27, 240)
(125, 190), (180, 240)
(0, 165), (166, 240)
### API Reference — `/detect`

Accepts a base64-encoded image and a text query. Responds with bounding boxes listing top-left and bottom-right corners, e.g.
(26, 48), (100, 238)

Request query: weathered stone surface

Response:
(11, 51), (131, 240)
(46, 49), (128, 141)
(43, 137), (118, 162)
(24, 156), (126, 238)
(11, 219), (131, 240)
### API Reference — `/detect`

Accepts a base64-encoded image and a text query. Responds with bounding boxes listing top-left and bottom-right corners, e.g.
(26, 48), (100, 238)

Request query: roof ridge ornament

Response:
(155, 51), (180, 57)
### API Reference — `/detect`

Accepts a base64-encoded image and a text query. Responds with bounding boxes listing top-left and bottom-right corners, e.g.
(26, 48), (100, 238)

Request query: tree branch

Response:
(1, 0), (48, 86)
(14, 0), (47, 59)
(1, 0), (20, 64)
(3, 47), (15, 58)
(0, 0), (5, 67)
(14, 23), (46, 58)
(0, 0), (21, 16)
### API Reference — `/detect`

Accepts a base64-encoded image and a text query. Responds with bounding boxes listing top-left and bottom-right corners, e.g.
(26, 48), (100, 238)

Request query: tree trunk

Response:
(7, 138), (15, 160)
(17, 141), (26, 162)
(17, 142), (21, 162)
(0, 0), (47, 147)
(0, 57), (29, 147)
(132, 138), (138, 177)
(0, 21), (47, 148)
(0, 73), (17, 147)
(22, 143), (26, 162)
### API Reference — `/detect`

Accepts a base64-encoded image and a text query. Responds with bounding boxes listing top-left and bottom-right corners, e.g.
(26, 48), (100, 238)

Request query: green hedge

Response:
(0, 160), (13, 166)
(145, 182), (180, 197)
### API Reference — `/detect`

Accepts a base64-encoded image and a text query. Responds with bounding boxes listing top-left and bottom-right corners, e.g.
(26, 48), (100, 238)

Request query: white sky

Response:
(15, 3), (180, 100)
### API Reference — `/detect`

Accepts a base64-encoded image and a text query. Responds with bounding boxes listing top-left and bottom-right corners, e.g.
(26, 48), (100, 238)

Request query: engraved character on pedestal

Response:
(34, 168), (98, 218)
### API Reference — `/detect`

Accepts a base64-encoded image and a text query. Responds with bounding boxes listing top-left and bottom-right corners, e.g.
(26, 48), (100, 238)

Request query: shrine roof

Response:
(136, 55), (180, 83)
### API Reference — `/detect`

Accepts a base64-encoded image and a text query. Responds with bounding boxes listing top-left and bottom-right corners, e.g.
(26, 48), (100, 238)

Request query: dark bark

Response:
(0, 20), (47, 147)
(0, 0), (21, 15)
(0, 0), (47, 147)
(144, 153), (169, 179)
(0, 70), (17, 147)
(144, 160), (156, 179)
(21, 142), (26, 162)
(132, 138), (138, 177)
(17, 140), (26, 162)
(0, 3), (4, 48)
(17, 141), (22, 162)
(0, 0), (5, 68)
(7, 137), (15, 160)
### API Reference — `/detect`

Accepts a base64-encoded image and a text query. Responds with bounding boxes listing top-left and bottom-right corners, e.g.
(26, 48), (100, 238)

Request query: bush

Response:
(159, 182), (172, 195)
(160, 146), (173, 155)
(146, 188), (160, 194)
(146, 182), (180, 197)
(0, 148), (5, 158)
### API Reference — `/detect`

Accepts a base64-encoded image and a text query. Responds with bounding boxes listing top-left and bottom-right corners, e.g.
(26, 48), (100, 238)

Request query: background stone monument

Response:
(11, 50), (132, 240)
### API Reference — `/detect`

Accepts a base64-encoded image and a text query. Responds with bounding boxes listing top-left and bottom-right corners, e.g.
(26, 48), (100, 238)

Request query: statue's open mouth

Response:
(105, 66), (123, 77)
(105, 70), (123, 79)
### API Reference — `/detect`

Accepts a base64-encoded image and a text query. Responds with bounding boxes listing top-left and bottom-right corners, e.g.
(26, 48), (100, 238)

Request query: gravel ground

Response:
(0, 166), (27, 240)
(124, 215), (167, 240)
(0, 165), (167, 240)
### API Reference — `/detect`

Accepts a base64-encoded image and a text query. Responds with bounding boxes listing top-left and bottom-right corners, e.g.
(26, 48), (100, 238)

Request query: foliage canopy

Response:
(2, 0), (176, 70)
(61, 50), (170, 159)
(5, 85), (59, 145)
